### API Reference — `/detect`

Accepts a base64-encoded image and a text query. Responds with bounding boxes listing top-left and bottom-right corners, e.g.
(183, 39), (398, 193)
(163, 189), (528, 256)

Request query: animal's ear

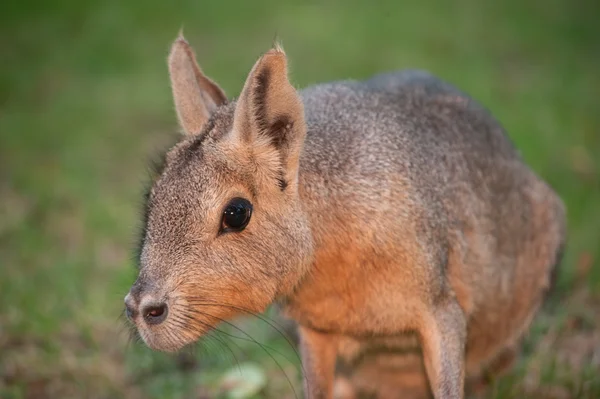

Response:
(168, 34), (227, 136)
(233, 44), (306, 187)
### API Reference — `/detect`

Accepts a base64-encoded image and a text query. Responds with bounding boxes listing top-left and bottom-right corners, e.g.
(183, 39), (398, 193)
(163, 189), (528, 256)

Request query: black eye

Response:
(221, 198), (253, 232)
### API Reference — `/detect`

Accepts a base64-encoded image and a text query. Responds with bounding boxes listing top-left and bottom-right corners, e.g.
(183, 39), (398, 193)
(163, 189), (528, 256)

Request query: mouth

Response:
(124, 279), (272, 353)
(136, 325), (194, 353)
(126, 296), (231, 353)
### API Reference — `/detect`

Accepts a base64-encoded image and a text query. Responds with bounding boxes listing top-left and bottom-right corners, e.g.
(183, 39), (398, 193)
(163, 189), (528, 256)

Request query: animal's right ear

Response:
(168, 34), (227, 136)
(231, 45), (306, 189)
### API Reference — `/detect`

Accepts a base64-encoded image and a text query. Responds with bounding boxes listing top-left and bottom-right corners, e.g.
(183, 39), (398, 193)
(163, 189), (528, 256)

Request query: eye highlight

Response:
(221, 198), (253, 233)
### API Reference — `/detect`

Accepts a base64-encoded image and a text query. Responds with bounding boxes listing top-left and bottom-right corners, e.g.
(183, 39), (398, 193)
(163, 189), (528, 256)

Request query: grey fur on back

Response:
(300, 69), (523, 199)
(297, 69), (564, 312)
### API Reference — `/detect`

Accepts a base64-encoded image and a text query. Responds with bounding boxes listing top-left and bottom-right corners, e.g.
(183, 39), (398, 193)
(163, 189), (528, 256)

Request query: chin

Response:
(138, 326), (199, 353)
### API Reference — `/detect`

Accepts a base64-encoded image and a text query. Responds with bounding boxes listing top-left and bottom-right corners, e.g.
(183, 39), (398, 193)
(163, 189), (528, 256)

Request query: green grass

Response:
(1, 0), (599, 398)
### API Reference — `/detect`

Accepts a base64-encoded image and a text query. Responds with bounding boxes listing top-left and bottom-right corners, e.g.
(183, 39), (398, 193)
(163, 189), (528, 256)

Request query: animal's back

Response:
(300, 69), (524, 205)
(299, 69), (564, 282)
(295, 70), (566, 390)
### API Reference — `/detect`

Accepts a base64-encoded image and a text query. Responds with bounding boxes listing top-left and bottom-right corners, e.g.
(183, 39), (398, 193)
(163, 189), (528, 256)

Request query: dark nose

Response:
(124, 291), (168, 326)
(124, 293), (138, 320)
(141, 302), (168, 325)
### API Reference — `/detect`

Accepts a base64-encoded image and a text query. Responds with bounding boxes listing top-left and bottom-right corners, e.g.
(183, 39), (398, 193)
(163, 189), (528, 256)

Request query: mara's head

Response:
(124, 35), (314, 352)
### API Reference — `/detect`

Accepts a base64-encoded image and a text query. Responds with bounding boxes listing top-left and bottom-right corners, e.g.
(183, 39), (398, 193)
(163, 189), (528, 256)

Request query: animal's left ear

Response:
(233, 44), (307, 188)
(168, 34), (227, 136)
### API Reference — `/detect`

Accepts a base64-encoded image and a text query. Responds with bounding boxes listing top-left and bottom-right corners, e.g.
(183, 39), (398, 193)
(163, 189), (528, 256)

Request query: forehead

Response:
(142, 103), (254, 240)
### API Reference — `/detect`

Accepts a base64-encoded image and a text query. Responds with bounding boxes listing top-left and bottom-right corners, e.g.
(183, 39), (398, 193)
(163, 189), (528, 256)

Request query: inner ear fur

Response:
(233, 45), (307, 187)
(168, 34), (227, 136)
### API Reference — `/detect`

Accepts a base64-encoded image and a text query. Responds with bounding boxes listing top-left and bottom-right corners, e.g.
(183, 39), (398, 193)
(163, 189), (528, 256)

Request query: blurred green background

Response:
(1, 0), (599, 398)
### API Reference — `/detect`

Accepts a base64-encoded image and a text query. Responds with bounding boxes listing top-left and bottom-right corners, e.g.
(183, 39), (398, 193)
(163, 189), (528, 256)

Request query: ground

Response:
(0, 0), (599, 398)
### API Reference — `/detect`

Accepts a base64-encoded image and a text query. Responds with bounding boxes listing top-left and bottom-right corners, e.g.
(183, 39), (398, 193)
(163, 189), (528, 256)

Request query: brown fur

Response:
(124, 35), (566, 399)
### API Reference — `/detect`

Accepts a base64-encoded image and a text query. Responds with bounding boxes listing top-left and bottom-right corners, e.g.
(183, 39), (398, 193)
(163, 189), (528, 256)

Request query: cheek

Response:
(175, 267), (274, 317)
(243, 212), (314, 290)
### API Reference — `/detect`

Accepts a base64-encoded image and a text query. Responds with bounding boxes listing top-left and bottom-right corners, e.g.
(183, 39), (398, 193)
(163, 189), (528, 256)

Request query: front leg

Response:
(418, 296), (467, 399)
(298, 325), (339, 399)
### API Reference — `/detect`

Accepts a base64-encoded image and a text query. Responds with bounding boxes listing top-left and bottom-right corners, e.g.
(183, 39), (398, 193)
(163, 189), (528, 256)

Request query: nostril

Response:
(142, 303), (168, 325)
(147, 307), (163, 317)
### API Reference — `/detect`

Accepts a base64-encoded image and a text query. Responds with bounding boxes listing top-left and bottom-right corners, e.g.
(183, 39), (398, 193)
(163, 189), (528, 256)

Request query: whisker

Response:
(184, 298), (301, 363)
(182, 298), (306, 380)
(127, 324), (141, 346)
(163, 327), (177, 350)
(169, 315), (213, 355)
(185, 298), (312, 395)
(181, 296), (292, 337)
(205, 330), (243, 374)
(175, 312), (243, 373)
(199, 317), (299, 368)
(184, 307), (299, 399)
(116, 307), (127, 323)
